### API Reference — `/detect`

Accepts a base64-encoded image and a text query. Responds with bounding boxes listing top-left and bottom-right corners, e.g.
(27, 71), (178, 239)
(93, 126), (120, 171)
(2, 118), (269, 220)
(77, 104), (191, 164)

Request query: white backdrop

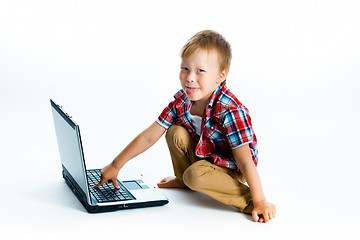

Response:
(1, 0), (360, 239)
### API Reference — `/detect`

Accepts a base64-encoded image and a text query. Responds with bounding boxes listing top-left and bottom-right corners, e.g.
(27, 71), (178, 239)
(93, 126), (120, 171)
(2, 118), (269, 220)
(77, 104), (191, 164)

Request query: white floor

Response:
(1, 87), (359, 239)
(1, 1), (360, 239)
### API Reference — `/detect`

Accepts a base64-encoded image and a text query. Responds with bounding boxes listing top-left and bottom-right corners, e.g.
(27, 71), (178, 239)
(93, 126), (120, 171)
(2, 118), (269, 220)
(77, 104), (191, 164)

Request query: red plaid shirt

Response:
(157, 85), (258, 172)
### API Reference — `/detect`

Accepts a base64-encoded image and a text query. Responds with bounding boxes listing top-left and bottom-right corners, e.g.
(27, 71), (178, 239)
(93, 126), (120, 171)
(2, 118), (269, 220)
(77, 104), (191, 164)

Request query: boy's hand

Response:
(252, 200), (276, 223)
(93, 163), (120, 189)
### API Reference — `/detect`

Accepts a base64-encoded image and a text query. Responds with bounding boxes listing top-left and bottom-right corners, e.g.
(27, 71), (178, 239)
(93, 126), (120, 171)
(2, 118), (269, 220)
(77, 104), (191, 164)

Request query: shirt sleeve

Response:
(157, 100), (178, 129)
(222, 107), (254, 149)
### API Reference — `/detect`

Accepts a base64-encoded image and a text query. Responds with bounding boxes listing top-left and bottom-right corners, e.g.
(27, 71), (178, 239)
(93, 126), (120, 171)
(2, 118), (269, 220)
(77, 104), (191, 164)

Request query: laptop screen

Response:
(51, 100), (90, 201)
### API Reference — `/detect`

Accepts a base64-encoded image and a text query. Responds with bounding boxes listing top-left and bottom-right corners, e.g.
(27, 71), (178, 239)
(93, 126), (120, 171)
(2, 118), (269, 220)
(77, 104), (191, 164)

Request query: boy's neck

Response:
(189, 86), (221, 116)
(190, 99), (209, 117)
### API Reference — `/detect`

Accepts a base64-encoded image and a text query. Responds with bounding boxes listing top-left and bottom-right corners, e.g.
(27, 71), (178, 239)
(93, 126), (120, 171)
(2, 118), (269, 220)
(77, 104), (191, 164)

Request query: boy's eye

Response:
(181, 67), (189, 71)
(198, 69), (205, 73)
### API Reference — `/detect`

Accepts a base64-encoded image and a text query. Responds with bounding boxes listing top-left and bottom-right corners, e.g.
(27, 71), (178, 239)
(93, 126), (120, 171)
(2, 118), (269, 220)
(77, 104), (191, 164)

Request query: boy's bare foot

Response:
(157, 176), (186, 188)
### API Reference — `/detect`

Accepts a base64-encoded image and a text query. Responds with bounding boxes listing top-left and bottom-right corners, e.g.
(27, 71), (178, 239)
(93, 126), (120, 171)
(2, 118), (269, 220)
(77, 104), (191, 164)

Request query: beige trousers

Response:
(165, 125), (254, 214)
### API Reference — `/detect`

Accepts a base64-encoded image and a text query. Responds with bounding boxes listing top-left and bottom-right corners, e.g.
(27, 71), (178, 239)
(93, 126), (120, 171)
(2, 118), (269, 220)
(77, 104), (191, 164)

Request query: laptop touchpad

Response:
(123, 180), (145, 190)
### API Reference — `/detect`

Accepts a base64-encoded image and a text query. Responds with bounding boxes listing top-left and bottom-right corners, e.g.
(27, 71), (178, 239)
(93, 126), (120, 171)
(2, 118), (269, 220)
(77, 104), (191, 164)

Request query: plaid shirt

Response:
(157, 85), (258, 172)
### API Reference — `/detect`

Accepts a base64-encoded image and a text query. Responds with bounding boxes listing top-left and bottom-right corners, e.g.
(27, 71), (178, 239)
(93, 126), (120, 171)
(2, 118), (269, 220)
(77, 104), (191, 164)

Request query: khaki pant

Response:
(166, 125), (254, 214)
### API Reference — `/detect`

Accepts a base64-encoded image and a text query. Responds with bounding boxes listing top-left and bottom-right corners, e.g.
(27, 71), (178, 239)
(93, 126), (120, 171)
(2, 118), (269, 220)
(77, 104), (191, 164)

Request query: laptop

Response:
(50, 99), (169, 213)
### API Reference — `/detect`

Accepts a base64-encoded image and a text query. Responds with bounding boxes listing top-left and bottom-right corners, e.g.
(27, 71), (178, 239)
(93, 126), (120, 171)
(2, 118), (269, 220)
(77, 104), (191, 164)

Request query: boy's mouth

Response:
(185, 87), (199, 95)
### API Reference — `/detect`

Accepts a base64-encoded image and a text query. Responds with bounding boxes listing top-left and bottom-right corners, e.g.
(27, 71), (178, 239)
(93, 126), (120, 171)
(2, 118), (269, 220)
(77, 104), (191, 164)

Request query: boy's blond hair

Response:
(180, 30), (232, 75)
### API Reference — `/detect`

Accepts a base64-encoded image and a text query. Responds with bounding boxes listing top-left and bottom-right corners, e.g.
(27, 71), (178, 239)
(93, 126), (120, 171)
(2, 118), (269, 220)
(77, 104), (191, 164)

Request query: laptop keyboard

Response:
(87, 169), (134, 203)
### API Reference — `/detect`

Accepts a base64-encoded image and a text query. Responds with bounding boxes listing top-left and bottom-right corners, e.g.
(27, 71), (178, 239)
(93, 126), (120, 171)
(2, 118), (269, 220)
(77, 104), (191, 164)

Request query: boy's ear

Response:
(217, 69), (228, 84)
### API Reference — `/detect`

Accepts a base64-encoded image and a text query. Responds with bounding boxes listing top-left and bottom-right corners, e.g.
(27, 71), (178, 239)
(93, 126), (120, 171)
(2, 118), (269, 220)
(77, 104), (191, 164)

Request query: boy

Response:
(94, 30), (276, 223)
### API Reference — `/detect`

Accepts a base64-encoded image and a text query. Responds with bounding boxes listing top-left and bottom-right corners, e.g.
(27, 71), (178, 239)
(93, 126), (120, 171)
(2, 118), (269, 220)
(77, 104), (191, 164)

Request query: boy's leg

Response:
(163, 125), (253, 213)
(164, 125), (199, 188)
(183, 160), (254, 214)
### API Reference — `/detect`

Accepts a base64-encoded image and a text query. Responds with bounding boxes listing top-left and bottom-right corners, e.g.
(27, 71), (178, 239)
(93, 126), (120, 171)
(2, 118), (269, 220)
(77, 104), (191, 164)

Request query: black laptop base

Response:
(62, 166), (169, 213)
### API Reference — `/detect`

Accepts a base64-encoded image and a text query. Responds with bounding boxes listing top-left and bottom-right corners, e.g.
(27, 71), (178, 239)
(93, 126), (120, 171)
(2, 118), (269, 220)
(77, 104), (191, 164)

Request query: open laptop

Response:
(50, 99), (168, 213)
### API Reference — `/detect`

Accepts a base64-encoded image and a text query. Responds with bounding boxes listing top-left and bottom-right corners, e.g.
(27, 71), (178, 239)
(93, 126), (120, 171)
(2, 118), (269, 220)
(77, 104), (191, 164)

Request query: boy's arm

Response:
(232, 144), (276, 223)
(94, 121), (166, 188)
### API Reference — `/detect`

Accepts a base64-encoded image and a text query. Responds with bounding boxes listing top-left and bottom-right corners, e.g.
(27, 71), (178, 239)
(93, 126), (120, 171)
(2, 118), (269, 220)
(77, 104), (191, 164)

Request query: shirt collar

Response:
(207, 84), (224, 108)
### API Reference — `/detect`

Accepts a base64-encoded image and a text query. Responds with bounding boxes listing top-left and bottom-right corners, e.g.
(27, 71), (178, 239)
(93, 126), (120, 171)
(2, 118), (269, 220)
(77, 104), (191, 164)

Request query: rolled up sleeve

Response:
(157, 100), (178, 129)
(222, 108), (254, 149)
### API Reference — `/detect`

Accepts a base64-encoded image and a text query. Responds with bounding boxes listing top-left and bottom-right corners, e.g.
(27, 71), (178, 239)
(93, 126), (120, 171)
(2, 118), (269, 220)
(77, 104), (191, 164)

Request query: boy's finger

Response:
(263, 212), (270, 223)
(252, 211), (259, 222)
(113, 179), (120, 189)
(270, 211), (275, 220)
(93, 179), (105, 188)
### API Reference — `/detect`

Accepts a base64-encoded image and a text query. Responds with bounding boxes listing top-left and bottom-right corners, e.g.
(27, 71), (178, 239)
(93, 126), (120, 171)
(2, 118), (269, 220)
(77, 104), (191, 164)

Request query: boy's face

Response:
(180, 50), (226, 104)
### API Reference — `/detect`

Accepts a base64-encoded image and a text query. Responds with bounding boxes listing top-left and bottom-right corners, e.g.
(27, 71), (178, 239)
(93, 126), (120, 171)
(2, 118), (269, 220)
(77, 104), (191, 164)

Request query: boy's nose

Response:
(186, 77), (194, 83)
(186, 72), (195, 82)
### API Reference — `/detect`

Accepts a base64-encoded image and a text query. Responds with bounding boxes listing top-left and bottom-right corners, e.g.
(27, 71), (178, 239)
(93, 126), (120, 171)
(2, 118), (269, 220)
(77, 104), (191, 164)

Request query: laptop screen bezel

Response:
(50, 99), (93, 206)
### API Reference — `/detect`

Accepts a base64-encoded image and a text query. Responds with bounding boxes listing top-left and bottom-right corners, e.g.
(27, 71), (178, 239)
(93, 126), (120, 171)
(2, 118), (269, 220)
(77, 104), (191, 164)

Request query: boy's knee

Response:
(165, 125), (191, 148)
(183, 160), (213, 190)
(165, 125), (181, 141)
